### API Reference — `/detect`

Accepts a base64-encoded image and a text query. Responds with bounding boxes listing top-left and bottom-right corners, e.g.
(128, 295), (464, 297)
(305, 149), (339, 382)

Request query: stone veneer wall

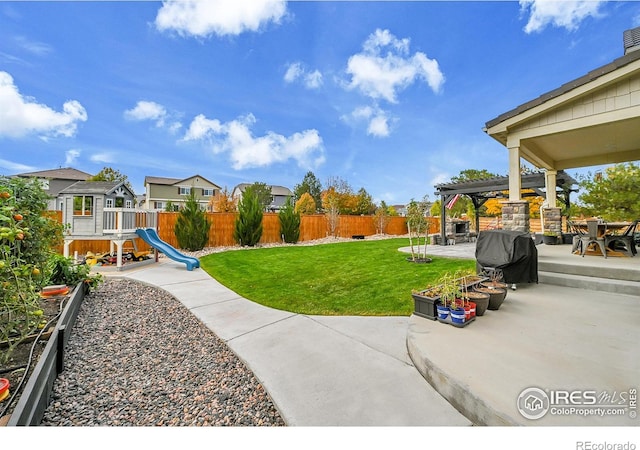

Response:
(501, 201), (530, 232)
(542, 207), (562, 235)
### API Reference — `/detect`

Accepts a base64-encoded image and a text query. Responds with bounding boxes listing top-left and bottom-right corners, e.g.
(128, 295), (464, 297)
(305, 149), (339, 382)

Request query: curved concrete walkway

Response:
(114, 259), (471, 426)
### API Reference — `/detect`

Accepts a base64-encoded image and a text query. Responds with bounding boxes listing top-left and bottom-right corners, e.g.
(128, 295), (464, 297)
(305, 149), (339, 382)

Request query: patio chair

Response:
(604, 219), (638, 257)
(580, 220), (608, 258)
(567, 220), (584, 254)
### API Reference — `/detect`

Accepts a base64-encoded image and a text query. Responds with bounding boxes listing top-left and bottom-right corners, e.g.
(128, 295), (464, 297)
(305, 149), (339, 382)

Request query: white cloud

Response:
(168, 121), (183, 134)
(345, 29), (444, 103)
(183, 113), (325, 170)
(155, 0), (287, 38)
(124, 100), (183, 133)
(124, 100), (168, 127)
(284, 62), (323, 89)
(0, 71), (87, 139)
(367, 115), (390, 138)
(90, 152), (115, 164)
(0, 158), (35, 173)
(284, 62), (302, 83)
(430, 171), (451, 188)
(14, 36), (53, 56)
(343, 105), (392, 138)
(520, 0), (605, 34)
(65, 149), (80, 165)
(305, 70), (323, 89)
(183, 114), (223, 142)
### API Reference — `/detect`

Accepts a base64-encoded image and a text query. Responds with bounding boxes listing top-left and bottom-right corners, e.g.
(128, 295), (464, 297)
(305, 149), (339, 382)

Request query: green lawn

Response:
(199, 238), (475, 316)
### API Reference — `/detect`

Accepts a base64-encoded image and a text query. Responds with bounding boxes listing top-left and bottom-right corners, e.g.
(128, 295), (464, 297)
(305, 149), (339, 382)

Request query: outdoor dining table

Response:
(573, 221), (631, 237)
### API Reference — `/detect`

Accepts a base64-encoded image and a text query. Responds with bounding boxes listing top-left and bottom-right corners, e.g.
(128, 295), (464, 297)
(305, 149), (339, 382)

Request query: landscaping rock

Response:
(40, 279), (284, 426)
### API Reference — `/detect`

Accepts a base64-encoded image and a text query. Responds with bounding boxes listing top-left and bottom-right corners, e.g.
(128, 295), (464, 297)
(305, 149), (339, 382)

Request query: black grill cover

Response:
(475, 230), (538, 284)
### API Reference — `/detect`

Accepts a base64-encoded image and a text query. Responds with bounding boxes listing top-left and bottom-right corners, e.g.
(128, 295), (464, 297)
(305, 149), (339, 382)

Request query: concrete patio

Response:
(406, 241), (639, 426)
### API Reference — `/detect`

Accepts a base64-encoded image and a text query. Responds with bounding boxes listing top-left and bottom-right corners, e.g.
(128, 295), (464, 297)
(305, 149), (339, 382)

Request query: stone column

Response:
(542, 207), (562, 235)
(501, 201), (530, 232)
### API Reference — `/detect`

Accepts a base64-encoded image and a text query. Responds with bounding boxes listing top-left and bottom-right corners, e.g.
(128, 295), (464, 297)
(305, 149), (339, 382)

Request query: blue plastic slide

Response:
(135, 228), (200, 271)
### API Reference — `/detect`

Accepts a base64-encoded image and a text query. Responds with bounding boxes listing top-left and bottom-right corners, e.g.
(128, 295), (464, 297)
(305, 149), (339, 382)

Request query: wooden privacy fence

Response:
(156, 213), (417, 248)
(56, 212), (417, 254)
(54, 211), (558, 255)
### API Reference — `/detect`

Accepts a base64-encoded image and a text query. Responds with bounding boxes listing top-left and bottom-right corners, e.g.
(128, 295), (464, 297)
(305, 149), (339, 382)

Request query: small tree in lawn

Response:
(406, 195), (430, 262)
(373, 201), (391, 235)
(278, 198), (300, 244)
(174, 189), (210, 251)
(321, 186), (341, 237)
(234, 186), (263, 246)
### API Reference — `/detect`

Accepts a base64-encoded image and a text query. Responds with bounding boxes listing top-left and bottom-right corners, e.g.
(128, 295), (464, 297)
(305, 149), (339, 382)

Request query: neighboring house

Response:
(144, 175), (221, 211)
(392, 204), (407, 217)
(135, 194), (147, 209)
(231, 183), (294, 212)
(59, 181), (136, 236)
(14, 167), (93, 210)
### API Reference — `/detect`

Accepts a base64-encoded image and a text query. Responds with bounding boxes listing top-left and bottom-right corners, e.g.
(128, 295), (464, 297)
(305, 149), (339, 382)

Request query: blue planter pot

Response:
(436, 304), (450, 320)
(450, 307), (466, 324)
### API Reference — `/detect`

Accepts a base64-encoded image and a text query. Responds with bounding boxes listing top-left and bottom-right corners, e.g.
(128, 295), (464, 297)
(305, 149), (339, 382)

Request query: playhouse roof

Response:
(59, 181), (133, 196)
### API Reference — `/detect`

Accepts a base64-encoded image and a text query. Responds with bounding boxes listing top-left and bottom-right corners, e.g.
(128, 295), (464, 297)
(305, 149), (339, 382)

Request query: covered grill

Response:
(475, 230), (538, 285)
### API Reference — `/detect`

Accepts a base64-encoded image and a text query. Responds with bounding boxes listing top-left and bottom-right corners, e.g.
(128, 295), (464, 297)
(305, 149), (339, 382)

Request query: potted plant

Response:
(476, 270), (508, 310)
(436, 272), (461, 322)
(411, 285), (443, 320)
(457, 269), (490, 317)
(542, 231), (560, 245)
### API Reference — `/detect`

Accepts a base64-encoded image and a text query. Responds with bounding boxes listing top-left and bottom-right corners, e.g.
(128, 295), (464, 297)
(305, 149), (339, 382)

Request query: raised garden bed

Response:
(1, 283), (86, 426)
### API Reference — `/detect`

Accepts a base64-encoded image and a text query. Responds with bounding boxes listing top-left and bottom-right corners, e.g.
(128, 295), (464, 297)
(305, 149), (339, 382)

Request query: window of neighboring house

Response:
(105, 198), (114, 208)
(154, 201), (164, 210)
(115, 197), (124, 207)
(179, 187), (191, 195)
(202, 188), (214, 196)
(73, 196), (93, 216)
(125, 200), (132, 208)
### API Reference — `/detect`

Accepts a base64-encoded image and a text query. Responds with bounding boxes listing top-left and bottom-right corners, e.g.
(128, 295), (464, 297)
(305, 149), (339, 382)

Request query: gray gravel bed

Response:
(40, 278), (285, 426)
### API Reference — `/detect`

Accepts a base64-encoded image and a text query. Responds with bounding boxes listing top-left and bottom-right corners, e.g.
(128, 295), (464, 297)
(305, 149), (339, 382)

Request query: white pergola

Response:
(484, 29), (640, 209)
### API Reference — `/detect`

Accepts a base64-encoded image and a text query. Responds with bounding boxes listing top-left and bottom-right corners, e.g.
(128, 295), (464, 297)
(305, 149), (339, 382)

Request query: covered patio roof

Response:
(484, 27), (640, 207)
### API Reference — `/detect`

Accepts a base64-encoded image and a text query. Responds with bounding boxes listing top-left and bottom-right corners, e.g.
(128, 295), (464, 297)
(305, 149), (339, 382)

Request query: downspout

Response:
(540, 200), (548, 233)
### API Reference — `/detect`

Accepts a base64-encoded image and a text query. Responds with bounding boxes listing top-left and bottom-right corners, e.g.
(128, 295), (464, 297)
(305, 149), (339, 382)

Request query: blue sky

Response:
(1, 1), (639, 205)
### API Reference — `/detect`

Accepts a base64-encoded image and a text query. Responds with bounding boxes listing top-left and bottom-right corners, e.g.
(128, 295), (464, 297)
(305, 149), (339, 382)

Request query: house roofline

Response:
(485, 44), (640, 130)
